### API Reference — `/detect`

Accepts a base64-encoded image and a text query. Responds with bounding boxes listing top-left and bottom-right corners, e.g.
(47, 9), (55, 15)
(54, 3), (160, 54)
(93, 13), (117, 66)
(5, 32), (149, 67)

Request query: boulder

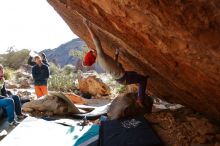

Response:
(107, 92), (148, 120)
(48, 0), (220, 121)
(16, 71), (32, 80)
(15, 71), (32, 88)
(22, 93), (82, 115)
(18, 77), (31, 89)
(78, 75), (110, 97)
(22, 95), (67, 115)
(145, 108), (220, 146)
(6, 82), (18, 89)
(16, 90), (35, 101)
(64, 93), (87, 105)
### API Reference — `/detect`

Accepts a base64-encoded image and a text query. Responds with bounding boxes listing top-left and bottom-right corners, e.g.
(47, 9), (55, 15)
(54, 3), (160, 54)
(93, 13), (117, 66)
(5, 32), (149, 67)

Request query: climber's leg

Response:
(116, 71), (148, 100)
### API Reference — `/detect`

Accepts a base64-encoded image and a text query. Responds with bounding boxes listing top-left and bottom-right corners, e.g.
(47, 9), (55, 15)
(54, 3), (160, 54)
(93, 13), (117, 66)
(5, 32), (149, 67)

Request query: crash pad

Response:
(0, 117), (96, 146)
(50, 92), (82, 114)
(73, 104), (110, 120)
(99, 117), (163, 146)
(74, 124), (99, 146)
(53, 92), (109, 119)
(50, 92), (110, 119)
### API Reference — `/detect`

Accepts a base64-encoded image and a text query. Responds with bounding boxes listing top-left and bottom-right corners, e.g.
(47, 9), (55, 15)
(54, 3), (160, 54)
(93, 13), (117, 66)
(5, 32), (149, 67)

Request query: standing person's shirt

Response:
(32, 64), (50, 86)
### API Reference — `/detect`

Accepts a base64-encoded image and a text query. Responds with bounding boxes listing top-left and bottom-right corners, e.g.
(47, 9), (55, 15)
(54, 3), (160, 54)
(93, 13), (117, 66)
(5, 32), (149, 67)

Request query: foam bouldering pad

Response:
(51, 92), (109, 120)
(73, 104), (110, 120)
(74, 124), (100, 146)
(50, 92), (82, 114)
(99, 117), (163, 146)
(0, 117), (98, 146)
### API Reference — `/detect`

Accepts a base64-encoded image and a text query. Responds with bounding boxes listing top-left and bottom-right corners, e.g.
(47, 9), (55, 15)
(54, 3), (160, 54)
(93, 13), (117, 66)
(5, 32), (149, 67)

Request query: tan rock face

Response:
(23, 95), (66, 115)
(18, 77), (31, 89)
(22, 94), (79, 115)
(48, 0), (220, 121)
(78, 75), (110, 97)
(107, 92), (146, 120)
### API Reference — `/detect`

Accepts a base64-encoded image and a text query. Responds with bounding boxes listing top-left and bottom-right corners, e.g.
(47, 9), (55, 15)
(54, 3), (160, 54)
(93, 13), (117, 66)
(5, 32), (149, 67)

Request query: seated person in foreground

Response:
(0, 64), (26, 126)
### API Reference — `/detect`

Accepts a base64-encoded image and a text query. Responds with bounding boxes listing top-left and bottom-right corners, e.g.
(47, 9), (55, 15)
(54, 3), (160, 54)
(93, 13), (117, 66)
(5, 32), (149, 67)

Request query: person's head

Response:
(0, 64), (4, 77)
(34, 55), (42, 65)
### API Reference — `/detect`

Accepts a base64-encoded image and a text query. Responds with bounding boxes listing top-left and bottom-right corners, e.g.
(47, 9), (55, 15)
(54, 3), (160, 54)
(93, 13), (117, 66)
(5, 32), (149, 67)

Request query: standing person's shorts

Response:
(34, 85), (48, 98)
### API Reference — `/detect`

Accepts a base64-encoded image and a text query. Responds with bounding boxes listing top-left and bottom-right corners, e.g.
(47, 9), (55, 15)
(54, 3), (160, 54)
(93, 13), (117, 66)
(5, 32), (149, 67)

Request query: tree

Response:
(3, 48), (30, 70)
(70, 45), (89, 60)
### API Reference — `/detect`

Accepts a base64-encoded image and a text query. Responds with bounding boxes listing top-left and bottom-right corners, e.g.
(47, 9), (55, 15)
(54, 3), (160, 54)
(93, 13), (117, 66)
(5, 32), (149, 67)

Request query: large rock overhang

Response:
(48, 0), (220, 121)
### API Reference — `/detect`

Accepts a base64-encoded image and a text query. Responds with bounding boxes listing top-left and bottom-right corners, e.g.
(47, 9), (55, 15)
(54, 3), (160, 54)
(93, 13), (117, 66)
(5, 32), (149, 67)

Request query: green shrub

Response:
(70, 45), (89, 60)
(3, 68), (15, 80)
(63, 64), (76, 75)
(48, 72), (78, 92)
(2, 48), (30, 70)
(48, 65), (80, 92)
(49, 63), (60, 75)
(116, 84), (126, 93)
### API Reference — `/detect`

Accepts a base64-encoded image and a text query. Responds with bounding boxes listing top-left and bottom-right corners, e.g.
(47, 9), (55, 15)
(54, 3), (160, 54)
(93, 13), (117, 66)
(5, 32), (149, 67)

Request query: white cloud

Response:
(0, 0), (77, 53)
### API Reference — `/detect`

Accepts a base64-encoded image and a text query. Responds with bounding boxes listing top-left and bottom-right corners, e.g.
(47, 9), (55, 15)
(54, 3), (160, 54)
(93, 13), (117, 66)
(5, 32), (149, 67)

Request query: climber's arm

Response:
(84, 20), (104, 55)
(83, 19), (124, 73)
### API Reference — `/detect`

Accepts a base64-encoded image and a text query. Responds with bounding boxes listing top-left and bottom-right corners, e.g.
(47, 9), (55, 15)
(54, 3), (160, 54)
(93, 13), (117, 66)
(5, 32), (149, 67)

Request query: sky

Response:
(0, 0), (78, 53)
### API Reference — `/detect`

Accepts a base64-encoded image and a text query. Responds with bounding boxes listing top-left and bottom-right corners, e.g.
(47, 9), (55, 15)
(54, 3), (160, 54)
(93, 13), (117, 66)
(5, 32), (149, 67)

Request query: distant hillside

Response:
(41, 38), (103, 72)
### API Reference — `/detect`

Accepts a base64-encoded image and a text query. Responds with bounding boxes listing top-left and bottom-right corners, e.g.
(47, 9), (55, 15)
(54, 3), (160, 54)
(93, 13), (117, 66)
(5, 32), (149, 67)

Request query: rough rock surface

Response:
(78, 75), (110, 97)
(16, 71), (32, 80)
(48, 0), (220, 121)
(22, 94), (77, 116)
(146, 108), (220, 146)
(107, 92), (148, 120)
(16, 90), (36, 101)
(6, 83), (18, 89)
(8, 71), (33, 89)
(17, 77), (31, 89)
